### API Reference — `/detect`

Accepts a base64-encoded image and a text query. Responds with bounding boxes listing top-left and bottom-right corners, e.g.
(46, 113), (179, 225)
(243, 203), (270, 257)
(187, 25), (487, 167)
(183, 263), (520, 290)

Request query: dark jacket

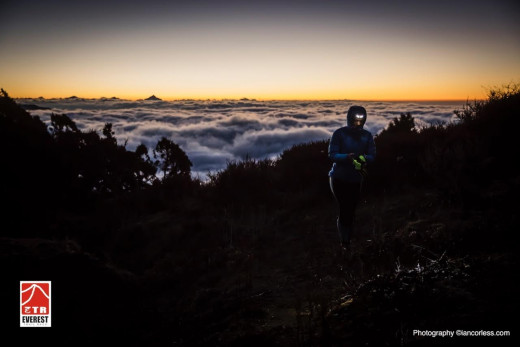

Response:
(328, 126), (376, 182)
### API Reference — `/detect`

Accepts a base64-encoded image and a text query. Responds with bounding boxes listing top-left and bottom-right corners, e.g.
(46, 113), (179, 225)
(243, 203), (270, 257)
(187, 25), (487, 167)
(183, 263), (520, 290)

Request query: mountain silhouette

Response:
(145, 95), (161, 101)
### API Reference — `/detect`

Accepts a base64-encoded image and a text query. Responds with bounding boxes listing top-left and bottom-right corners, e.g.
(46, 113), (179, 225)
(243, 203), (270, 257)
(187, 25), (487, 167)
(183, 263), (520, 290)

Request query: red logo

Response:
(20, 281), (51, 327)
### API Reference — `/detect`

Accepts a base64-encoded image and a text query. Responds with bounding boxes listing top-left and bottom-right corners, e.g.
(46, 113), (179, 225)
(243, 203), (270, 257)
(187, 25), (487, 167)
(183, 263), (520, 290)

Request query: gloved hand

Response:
(352, 155), (366, 171)
(352, 155), (368, 178)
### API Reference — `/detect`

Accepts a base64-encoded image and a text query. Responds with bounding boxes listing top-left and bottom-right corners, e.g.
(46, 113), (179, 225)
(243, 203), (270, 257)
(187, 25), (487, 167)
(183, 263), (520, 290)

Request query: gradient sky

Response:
(1, 0), (519, 100)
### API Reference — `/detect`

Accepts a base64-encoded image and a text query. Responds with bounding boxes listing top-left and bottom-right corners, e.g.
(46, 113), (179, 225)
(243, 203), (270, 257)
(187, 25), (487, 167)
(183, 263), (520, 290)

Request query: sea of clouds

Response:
(18, 98), (465, 178)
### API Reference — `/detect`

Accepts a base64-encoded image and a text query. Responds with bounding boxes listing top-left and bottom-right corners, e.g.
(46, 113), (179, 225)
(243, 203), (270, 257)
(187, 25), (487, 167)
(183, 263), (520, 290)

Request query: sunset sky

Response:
(1, 0), (519, 100)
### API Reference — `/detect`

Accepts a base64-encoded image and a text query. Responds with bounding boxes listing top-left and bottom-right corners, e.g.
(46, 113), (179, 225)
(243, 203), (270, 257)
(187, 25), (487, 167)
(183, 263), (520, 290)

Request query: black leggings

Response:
(329, 177), (361, 229)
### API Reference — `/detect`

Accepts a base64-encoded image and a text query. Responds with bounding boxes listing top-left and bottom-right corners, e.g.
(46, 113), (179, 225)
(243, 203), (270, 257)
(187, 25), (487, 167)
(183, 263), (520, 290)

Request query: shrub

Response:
(420, 84), (520, 204)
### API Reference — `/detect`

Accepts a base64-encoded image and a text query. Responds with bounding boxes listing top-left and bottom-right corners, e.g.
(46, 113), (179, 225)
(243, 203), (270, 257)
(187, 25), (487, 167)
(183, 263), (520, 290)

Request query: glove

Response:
(353, 155), (368, 178)
(352, 155), (366, 171)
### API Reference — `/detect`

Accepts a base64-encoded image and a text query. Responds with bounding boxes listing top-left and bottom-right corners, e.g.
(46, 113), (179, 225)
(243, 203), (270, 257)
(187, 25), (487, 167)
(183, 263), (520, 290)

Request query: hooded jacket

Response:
(328, 125), (376, 182)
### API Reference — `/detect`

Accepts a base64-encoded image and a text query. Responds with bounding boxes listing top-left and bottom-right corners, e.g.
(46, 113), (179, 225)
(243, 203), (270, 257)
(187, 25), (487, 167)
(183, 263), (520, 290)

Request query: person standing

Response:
(328, 105), (376, 249)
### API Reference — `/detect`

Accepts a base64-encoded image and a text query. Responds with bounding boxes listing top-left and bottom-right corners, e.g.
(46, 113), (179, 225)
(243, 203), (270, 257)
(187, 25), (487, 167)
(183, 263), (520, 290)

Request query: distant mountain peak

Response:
(145, 95), (162, 101)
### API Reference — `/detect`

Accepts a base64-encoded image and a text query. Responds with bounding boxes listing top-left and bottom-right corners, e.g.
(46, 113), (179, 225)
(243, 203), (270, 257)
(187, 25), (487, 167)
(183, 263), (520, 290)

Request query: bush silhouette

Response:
(154, 136), (192, 179)
(1, 89), (58, 236)
(276, 140), (330, 195)
(50, 113), (79, 134)
(0, 90), (195, 237)
(207, 156), (277, 206)
(380, 112), (416, 136)
(420, 84), (520, 205)
(368, 112), (425, 193)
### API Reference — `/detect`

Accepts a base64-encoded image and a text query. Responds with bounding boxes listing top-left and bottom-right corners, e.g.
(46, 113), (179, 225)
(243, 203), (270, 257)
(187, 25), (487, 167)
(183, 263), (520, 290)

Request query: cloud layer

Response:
(20, 98), (464, 178)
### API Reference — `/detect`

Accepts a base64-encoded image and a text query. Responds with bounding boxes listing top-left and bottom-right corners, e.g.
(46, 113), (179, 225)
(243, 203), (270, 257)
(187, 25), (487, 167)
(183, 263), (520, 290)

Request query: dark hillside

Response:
(1, 86), (518, 345)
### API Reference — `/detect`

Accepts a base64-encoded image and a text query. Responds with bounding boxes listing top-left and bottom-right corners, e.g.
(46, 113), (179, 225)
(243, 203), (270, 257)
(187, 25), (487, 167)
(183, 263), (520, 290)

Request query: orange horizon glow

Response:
(10, 95), (480, 103)
(6, 87), (491, 102)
